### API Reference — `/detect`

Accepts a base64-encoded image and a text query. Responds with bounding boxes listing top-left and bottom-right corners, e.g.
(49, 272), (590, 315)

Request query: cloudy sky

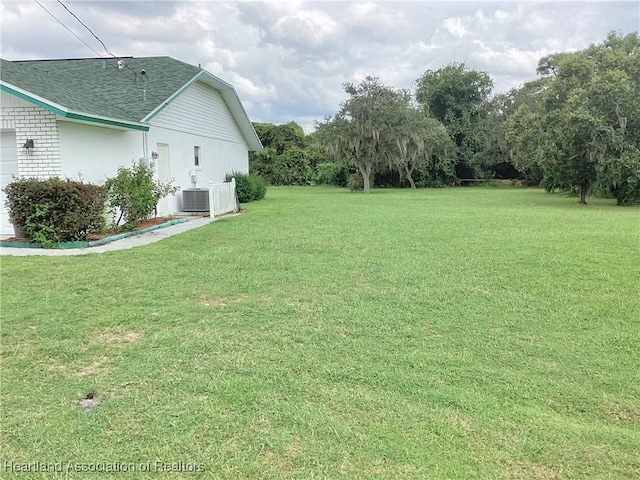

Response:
(1, 1), (638, 131)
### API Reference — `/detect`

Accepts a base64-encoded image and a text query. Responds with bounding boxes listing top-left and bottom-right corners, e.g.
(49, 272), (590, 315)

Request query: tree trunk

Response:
(363, 172), (371, 194)
(579, 184), (588, 204)
(405, 164), (416, 189)
(359, 163), (372, 194)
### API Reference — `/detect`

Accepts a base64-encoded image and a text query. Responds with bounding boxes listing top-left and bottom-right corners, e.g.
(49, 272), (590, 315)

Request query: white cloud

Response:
(271, 9), (340, 49)
(443, 17), (468, 38)
(1, 1), (638, 132)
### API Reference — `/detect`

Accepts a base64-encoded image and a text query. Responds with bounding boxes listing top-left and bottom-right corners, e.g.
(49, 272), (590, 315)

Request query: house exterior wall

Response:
(146, 126), (248, 213)
(149, 82), (245, 143)
(58, 120), (143, 183)
(1, 78), (252, 223)
(1, 91), (61, 178)
(148, 80), (249, 214)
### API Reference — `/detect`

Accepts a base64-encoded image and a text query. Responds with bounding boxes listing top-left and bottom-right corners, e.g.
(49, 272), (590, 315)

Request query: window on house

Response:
(194, 146), (200, 167)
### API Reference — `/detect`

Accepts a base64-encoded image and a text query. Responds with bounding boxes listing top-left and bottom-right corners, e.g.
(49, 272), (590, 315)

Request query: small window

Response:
(194, 146), (200, 167)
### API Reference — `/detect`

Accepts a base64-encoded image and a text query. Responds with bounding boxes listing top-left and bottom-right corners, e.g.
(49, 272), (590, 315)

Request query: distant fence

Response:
(208, 178), (239, 217)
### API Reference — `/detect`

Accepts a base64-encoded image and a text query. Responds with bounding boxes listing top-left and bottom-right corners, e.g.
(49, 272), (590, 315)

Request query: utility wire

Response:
(34, 0), (101, 59)
(55, 0), (139, 80)
(33, 0), (138, 85)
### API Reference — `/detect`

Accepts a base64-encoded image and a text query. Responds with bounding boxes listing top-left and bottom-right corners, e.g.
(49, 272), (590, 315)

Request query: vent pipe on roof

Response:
(141, 69), (148, 101)
(102, 59), (106, 69)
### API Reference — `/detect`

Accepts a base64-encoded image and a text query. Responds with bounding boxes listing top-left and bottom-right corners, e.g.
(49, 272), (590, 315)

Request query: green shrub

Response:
(600, 150), (640, 206)
(226, 172), (267, 203)
(4, 177), (106, 245)
(347, 172), (364, 192)
(105, 162), (177, 229)
(250, 147), (313, 185)
(314, 162), (349, 186)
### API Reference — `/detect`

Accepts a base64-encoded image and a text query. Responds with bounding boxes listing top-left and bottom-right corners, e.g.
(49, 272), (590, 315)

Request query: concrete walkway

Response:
(0, 216), (217, 256)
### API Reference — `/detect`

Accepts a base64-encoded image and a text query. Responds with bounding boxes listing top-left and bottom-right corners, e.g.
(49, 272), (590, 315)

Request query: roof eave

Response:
(1, 82), (149, 131)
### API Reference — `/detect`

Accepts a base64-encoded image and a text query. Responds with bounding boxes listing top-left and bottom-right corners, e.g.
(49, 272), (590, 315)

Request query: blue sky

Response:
(2, 1), (638, 131)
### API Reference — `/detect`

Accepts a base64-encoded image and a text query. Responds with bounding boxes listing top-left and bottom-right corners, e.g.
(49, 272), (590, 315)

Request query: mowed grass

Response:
(1, 187), (638, 479)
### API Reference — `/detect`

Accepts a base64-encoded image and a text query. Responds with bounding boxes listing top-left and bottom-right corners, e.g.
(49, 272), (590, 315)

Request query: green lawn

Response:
(1, 187), (638, 479)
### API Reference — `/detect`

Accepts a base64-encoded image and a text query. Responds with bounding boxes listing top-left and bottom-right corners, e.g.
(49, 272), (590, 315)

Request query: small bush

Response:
(226, 172), (267, 203)
(347, 172), (364, 192)
(4, 177), (106, 244)
(105, 162), (177, 229)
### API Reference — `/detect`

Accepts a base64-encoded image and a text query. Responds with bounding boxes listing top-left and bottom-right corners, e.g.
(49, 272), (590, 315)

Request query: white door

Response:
(156, 143), (171, 216)
(1, 130), (19, 236)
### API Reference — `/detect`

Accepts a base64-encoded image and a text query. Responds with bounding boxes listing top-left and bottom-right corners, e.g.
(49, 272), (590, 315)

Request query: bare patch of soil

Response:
(610, 408), (638, 423)
(201, 294), (248, 308)
(97, 330), (143, 344)
(505, 460), (560, 479)
(2, 236), (30, 242)
(76, 392), (100, 412)
(86, 217), (177, 241)
(76, 356), (110, 377)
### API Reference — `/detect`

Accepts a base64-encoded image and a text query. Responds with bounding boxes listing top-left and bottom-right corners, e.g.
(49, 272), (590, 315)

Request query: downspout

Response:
(142, 130), (148, 159)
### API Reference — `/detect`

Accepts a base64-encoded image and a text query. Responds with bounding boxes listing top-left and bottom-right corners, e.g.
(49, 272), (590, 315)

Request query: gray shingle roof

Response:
(1, 56), (202, 122)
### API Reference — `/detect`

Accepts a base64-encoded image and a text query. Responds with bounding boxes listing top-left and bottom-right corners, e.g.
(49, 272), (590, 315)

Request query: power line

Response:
(34, 0), (100, 58)
(55, 0), (139, 80)
(32, 0), (138, 85)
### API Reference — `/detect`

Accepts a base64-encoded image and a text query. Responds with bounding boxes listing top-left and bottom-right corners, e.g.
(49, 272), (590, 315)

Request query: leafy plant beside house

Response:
(105, 162), (178, 229)
(4, 177), (106, 245)
(225, 172), (267, 203)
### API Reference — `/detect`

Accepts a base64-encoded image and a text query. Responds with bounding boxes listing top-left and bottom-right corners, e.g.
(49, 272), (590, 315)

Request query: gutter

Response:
(1, 82), (149, 132)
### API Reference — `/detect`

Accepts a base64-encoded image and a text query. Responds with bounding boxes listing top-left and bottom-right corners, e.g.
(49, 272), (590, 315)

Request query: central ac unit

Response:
(182, 188), (210, 212)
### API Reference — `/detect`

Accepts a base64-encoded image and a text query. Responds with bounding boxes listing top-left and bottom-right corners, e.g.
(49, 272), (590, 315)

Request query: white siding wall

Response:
(146, 125), (248, 214)
(150, 82), (245, 144)
(148, 80), (249, 215)
(1, 91), (61, 178)
(58, 121), (143, 183)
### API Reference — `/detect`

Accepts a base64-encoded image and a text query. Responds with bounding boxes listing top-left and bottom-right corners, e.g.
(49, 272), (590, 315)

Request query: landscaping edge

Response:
(0, 218), (190, 250)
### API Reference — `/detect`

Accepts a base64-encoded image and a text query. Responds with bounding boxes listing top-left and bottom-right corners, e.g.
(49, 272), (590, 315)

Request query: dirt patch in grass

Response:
(97, 330), (143, 344)
(46, 363), (67, 372)
(472, 285), (492, 294)
(610, 408), (638, 423)
(76, 392), (100, 411)
(193, 328), (205, 337)
(443, 408), (474, 434)
(201, 294), (247, 308)
(285, 442), (303, 457)
(505, 460), (560, 479)
(76, 356), (110, 377)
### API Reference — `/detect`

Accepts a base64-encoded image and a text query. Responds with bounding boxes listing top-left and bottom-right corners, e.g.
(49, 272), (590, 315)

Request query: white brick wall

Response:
(1, 105), (61, 178)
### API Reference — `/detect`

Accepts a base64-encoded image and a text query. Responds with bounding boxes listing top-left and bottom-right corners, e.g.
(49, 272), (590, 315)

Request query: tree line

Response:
(250, 31), (639, 204)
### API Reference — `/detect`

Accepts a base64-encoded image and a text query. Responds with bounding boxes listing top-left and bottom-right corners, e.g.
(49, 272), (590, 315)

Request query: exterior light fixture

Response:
(151, 151), (159, 159)
(22, 139), (34, 154)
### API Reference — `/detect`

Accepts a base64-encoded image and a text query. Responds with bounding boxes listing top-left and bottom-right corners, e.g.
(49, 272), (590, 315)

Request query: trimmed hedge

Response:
(4, 177), (106, 244)
(226, 172), (267, 203)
